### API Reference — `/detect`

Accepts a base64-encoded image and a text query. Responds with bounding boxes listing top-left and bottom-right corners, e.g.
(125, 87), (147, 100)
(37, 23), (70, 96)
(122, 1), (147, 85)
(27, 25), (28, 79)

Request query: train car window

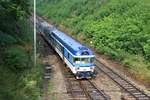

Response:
(61, 46), (63, 53)
(81, 58), (90, 64)
(74, 58), (80, 64)
(58, 44), (62, 51)
(54, 39), (56, 45)
(81, 51), (89, 55)
(68, 53), (70, 59)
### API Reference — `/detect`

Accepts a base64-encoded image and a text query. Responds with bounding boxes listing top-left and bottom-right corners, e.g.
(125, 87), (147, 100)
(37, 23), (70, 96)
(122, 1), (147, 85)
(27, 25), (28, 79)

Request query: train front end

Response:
(73, 48), (96, 79)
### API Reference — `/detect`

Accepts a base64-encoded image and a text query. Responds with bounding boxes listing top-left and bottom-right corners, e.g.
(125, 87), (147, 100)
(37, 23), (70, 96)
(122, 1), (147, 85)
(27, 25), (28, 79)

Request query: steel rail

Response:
(79, 80), (110, 100)
(95, 58), (150, 100)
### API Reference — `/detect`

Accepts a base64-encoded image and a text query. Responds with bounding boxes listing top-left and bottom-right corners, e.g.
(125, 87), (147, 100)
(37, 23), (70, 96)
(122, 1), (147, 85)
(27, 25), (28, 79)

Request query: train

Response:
(37, 18), (96, 79)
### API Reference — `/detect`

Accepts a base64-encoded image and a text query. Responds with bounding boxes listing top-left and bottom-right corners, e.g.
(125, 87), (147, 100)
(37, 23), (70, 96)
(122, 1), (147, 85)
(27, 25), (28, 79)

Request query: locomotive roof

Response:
(51, 29), (94, 56)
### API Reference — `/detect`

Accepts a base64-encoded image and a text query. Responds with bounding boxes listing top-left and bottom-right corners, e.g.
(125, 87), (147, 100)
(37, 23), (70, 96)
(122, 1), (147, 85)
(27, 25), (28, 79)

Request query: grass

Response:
(48, 82), (55, 100)
(123, 54), (150, 82)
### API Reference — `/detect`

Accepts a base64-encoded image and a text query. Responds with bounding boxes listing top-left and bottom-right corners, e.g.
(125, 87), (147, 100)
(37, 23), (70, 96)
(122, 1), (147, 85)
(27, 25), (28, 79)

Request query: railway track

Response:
(63, 66), (110, 100)
(79, 80), (109, 100)
(95, 58), (150, 100)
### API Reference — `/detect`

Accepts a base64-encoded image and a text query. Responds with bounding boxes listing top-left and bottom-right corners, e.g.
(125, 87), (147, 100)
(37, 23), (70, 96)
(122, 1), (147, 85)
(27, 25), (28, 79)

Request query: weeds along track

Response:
(37, 33), (53, 100)
(62, 66), (110, 100)
(95, 58), (150, 100)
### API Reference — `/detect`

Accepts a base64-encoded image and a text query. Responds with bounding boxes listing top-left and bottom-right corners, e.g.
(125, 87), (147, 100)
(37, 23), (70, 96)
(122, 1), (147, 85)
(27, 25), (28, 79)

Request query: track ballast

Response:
(95, 58), (150, 100)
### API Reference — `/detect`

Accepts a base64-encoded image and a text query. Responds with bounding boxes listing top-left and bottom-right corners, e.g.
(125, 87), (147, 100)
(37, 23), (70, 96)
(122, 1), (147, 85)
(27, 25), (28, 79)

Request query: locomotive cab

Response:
(73, 50), (96, 79)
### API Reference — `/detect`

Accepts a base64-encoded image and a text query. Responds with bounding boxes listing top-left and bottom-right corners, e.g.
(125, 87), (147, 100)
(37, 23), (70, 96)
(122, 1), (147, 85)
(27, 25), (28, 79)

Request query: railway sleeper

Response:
(135, 94), (148, 98)
(138, 97), (150, 100)
(127, 89), (139, 93)
(109, 75), (123, 81)
(44, 76), (50, 79)
(69, 98), (88, 100)
(45, 66), (52, 70)
(122, 84), (133, 87)
(127, 88), (137, 91)
(114, 78), (126, 83)
(132, 92), (143, 95)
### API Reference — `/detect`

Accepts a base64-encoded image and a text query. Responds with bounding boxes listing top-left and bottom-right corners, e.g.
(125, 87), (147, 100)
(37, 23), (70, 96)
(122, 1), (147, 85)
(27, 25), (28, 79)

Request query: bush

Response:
(4, 47), (30, 73)
(0, 31), (17, 46)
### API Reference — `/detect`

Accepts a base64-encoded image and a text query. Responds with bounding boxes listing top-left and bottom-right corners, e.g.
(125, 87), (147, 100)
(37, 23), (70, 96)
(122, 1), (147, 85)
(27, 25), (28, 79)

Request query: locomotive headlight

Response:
(90, 66), (95, 71)
(90, 66), (95, 69)
(75, 67), (80, 70)
(90, 67), (93, 69)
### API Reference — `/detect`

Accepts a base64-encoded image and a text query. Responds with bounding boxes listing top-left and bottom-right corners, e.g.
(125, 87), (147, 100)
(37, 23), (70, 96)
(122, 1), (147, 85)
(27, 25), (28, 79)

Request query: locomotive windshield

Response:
(81, 58), (89, 64)
(74, 57), (94, 64)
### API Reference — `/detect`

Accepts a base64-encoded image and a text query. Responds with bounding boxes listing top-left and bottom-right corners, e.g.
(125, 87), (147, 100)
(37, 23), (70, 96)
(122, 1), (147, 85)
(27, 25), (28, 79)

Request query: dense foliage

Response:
(0, 1), (42, 100)
(37, 0), (150, 81)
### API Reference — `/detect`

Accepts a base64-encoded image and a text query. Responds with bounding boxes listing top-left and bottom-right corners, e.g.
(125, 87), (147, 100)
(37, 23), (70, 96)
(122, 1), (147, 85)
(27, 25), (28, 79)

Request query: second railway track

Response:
(95, 58), (150, 100)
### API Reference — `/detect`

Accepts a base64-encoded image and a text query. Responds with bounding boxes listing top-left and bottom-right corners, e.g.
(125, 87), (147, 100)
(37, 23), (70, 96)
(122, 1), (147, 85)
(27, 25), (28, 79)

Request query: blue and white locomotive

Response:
(37, 19), (96, 79)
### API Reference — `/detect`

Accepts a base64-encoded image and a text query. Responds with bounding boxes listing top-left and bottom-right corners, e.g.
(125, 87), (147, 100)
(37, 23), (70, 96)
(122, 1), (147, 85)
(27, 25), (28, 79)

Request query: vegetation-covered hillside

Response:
(0, 1), (42, 100)
(37, 0), (150, 82)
